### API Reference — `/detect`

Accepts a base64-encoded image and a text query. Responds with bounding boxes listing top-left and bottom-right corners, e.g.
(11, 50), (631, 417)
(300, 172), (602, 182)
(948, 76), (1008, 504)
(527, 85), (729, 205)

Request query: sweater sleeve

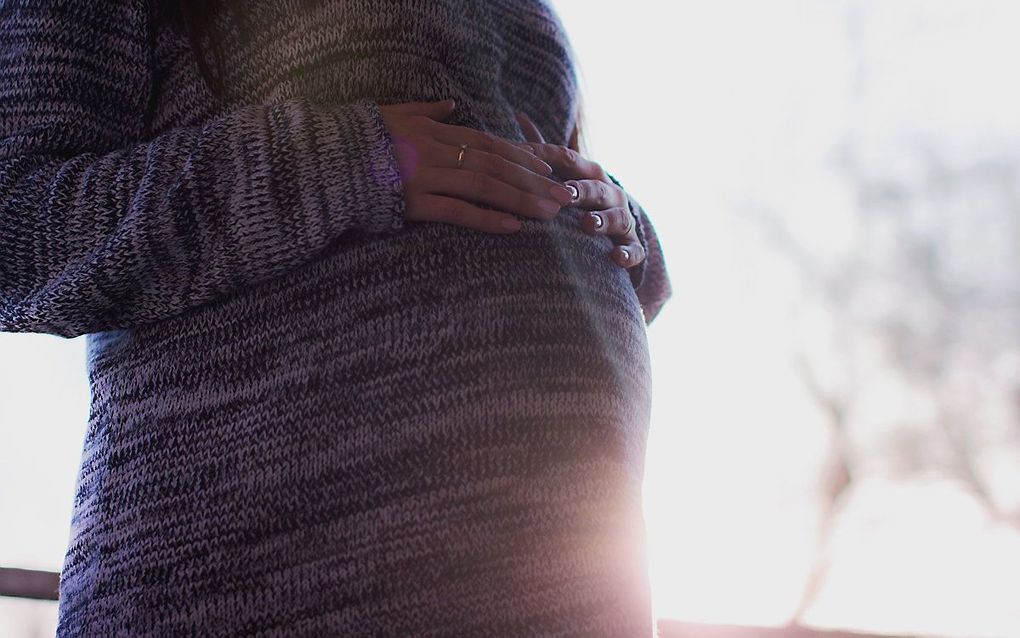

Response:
(0, 0), (406, 339)
(606, 173), (672, 326)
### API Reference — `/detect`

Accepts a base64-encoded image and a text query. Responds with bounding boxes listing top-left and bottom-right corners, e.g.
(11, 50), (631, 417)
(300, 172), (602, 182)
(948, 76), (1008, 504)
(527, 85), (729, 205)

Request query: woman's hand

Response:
(379, 99), (576, 233)
(515, 111), (645, 270)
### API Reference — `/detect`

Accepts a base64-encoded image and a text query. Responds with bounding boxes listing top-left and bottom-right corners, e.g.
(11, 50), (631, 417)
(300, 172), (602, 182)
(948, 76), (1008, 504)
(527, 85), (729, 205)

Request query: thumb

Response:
(382, 98), (457, 120)
(515, 110), (546, 144)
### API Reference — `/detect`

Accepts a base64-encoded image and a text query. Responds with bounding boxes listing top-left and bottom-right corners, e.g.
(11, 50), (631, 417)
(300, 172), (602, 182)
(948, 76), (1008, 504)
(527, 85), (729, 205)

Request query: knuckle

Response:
(564, 148), (580, 166)
(604, 206), (621, 229)
(470, 171), (489, 195)
(599, 207), (616, 230)
(484, 152), (503, 174)
(476, 132), (496, 152)
(618, 208), (634, 232)
(596, 182), (609, 207)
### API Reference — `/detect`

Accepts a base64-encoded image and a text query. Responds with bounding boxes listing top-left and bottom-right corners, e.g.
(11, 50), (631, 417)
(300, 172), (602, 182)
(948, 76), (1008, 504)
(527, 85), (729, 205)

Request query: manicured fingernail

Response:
(538, 199), (560, 215)
(590, 213), (603, 229)
(549, 184), (573, 206)
(620, 248), (630, 262)
(537, 160), (553, 175)
(501, 217), (522, 231)
(565, 182), (579, 202)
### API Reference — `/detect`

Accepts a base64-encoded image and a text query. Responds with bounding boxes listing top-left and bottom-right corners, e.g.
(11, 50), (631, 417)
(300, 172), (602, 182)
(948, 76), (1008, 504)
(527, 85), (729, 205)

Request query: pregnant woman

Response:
(0, 0), (672, 635)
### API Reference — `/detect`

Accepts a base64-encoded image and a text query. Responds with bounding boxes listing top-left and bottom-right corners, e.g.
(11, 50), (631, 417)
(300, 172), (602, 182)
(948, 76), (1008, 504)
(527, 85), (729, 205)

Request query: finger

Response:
(420, 166), (567, 221)
(429, 120), (552, 177)
(515, 111), (546, 144)
(381, 98), (457, 119)
(568, 123), (580, 153)
(580, 206), (637, 239)
(611, 240), (645, 269)
(517, 142), (608, 182)
(563, 178), (627, 210)
(431, 141), (574, 208)
(412, 193), (523, 234)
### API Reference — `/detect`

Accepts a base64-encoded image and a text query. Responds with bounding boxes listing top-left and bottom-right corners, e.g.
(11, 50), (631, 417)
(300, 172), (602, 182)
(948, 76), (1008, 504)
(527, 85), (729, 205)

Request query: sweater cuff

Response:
(304, 98), (407, 239)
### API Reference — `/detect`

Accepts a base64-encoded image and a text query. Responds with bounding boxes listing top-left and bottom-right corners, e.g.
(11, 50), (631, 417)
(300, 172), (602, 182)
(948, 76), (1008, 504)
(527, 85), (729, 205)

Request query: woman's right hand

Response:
(379, 99), (576, 233)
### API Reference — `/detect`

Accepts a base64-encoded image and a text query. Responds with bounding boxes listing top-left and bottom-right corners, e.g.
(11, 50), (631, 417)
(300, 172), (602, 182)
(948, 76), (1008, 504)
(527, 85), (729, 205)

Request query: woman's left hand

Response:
(515, 111), (644, 270)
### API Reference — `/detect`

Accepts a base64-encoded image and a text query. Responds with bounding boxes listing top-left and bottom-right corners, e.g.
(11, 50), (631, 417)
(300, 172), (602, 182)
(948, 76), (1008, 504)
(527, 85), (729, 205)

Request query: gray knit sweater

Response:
(1, 1), (672, 635)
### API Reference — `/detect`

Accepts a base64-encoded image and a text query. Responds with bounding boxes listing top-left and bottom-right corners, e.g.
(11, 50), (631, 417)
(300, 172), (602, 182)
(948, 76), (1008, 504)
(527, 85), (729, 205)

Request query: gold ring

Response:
(456, 143), (468, 169)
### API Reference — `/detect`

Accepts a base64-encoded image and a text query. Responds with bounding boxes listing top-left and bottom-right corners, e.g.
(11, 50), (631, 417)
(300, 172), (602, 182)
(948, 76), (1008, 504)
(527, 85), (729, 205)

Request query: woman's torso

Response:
(63, 2), (654, 635)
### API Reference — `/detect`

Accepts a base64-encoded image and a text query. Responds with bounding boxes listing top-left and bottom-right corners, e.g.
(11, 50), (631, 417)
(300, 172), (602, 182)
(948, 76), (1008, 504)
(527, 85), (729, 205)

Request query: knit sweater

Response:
(0, 1), (672, 636)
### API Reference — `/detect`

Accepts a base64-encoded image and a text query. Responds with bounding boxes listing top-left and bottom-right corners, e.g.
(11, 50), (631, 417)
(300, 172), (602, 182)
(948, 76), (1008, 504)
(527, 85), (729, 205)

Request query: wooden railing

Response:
(656, 619), (913, 638)
(0, 566), (912, 637)
(0, 566), (59, 601)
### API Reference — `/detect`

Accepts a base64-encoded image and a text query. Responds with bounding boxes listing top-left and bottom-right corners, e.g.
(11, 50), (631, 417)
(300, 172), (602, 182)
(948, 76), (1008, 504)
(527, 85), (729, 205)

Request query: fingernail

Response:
(549, 184), (573, 206)
(538, 199), (560, 215)
(537, 159), (553, 175)
(590, 213), (603, 229)
(565, 182), (579, 202)
(620, 248), (630, 262)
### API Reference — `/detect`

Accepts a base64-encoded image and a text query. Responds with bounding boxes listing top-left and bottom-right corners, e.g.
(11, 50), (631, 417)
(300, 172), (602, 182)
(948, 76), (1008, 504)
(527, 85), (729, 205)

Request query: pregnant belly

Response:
(112, 203), (650, 418)
(73, 206), (654, 634)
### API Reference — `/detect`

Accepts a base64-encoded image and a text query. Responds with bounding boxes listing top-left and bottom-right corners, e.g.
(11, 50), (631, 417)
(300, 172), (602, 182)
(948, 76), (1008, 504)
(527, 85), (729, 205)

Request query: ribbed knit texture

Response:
(0, 1), (673, 635)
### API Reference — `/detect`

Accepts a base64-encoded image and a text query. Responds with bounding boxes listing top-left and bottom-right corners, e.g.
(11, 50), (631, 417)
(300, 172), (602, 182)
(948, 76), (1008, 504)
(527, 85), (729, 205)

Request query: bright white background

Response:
(4, 1), (1020, 636)
(551, 1), (1020, 636)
